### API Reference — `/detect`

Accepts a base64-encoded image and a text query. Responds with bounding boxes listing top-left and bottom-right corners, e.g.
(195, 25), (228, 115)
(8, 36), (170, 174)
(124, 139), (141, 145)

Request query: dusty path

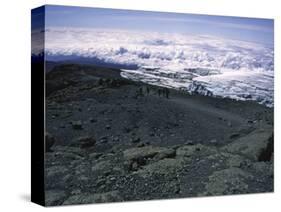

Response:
(169, 95), (245, 124)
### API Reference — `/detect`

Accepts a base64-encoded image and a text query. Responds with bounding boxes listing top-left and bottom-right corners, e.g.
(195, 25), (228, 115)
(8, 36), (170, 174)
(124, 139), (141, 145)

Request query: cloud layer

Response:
(44, 27), (273, 71)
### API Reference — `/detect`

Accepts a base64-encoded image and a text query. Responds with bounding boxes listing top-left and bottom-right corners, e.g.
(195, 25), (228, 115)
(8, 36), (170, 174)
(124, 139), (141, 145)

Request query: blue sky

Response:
(43, 5), (273, 46)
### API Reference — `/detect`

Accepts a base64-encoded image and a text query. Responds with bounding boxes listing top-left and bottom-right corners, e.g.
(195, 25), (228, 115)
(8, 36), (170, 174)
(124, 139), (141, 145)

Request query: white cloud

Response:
(44, 27), (273, 71)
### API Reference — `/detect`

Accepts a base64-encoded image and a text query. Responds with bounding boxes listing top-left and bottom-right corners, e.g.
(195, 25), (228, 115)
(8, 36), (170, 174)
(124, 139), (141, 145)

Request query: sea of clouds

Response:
(43, 27), (274, 107)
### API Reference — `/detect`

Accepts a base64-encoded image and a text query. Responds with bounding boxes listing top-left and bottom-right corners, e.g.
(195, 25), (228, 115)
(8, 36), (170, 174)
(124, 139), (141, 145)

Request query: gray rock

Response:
(137, 158), (184, 175)
(176, 144), (217, 158)
(137, 142), (146, 147)
(203, 168), (253, 196)
(207, 152), (250, 168)
(131, 161), (139, 171)
(45, 190), (66, 206)
(149, 132), (155, 137)
(209, 139), (218, 145)
(154, 149), (176, 160)
(70, 189), (81, 195)
(59, 124), (65, 128)
(221, 126), (273, 161)
(45, 132), (55, 152)
(89, 152), (103, 159)
(71, 136), (96, 149)
(91, 160), (112, 173)
(46, 165), (69, 180)
(123, 146), (169, 161)
(71, 120), (83, 130)
(247, 120), (254, 124)
(99, 136), (108, 143)
(131, 137), (141, 143)
(227, 121), (232, 127)
(54, 150), (83, 161)
(89, 118), (97, 123)
(123, 127), (132, 133)
(251, 162), (273, 177)
(229, 133), (240, 139)
(184, 140), (194, 145)
(113, 136), (120, 142)
(63, 191), (122, 205)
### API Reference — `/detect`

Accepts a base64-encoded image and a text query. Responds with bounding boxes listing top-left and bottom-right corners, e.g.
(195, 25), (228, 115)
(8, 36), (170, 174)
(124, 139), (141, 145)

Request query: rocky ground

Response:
(45, 63), (274, 206)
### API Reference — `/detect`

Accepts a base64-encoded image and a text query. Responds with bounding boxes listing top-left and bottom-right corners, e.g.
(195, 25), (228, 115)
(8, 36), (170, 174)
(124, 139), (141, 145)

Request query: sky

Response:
(44, 5), (274, 46)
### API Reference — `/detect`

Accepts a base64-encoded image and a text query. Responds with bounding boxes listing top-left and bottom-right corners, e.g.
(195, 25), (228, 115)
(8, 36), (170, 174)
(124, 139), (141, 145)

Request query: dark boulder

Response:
(71, 136), (96, 149)
(71, 120), (83, 130)
(45, 132), (55, 152)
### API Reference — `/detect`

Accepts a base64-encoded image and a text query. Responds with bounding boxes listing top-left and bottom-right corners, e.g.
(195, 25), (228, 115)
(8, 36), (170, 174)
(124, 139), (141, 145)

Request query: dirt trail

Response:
(170, 95), (245, 125)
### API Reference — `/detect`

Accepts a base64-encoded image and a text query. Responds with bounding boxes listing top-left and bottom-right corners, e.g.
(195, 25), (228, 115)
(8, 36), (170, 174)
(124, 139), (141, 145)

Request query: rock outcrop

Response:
(221, 126), (273, 161)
